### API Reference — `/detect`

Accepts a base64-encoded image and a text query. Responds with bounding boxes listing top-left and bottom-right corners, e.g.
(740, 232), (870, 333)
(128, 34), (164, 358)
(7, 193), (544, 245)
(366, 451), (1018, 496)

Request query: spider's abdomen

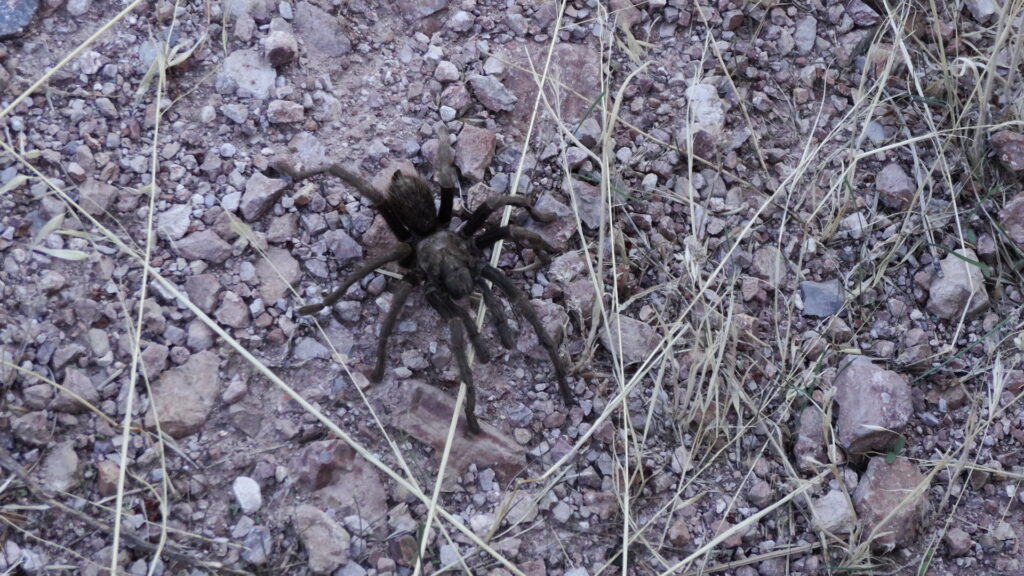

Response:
(386, 171), (438, 236)
(417, 230), (475, 299)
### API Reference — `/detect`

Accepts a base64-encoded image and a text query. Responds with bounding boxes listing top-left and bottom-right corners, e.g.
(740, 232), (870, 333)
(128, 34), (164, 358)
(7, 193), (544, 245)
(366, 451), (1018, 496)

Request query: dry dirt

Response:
(2, 1), (1024, 575)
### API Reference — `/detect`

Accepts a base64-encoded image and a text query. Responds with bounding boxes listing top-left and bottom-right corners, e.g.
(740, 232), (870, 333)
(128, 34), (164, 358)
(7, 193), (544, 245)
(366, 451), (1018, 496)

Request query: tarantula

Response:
(271, 128), (572, 433)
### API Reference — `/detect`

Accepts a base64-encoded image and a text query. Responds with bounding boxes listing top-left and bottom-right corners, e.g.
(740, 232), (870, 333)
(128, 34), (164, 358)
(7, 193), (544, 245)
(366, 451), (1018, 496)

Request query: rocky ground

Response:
(2, 0), (1024, 574)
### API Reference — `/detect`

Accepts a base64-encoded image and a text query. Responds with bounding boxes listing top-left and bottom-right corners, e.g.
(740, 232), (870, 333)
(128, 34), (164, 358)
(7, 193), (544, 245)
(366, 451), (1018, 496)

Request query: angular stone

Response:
(374, 381), (526, 490)
(157, 204), (191, 241)
(79, 178), (117, 216)
(185, 274), (222, 314)
(255, 247), (300, 303)
(240, 172), (288, 220)
(467, 74), (517, 112)
(267, 99), (304, 123)
(293, 504), (350, 573)
(811, 489), (855, 534)
(454, 124), (496, 182)
(853, 457), (928, 550)
(38, 441), (80, 493)
(144, 350), (221, 438)
(51, 368), (99, 413)
(294, 1), (351, 58)
(875, 163), (915, 210)
(834, 357), (912, 454)
(217, 48), (276, 99)
(799, 280), (844, 317)
(216, 291), (251, 328)
(991, 130), (1024, 172)
(999, 193), (1024, 247)
(926, 248), (989, 320)
(599, 314), (659, 366)
(794, 405), (828, 472)
(293, 440), (388, 522)
(175, 229), (233, 263)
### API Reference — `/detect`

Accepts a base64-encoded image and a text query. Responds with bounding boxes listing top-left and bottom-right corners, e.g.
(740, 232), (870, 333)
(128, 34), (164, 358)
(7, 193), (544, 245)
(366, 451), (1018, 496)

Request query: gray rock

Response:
(684, 83), (725, 137)
(157, 204), (191, 241)
(141, 342), (169, 381)
(564, 178), (601, 228)
(532, 193), (575, 251)
(51, 368), (99, 413)
(293, 440), (388, 523)
(853, 457), (928, 550)
(841, 212), (868, 239)
(395, 0), (447, 20)
(434, 60), (460, 82)
(799, 280), (844, 317)
(551, 44), (602, 124)
(222, 103), (249, 124)
(240, 172), (288, 220)
(600, 314), (659, 366)
(834, 357), (912, 454)
(293, 504), (350, 573)
(793, 405), (827, 472)
(176, 230), (233, 263)
(39, 442), (80, 492)
(267, 213), (300, 243)
(323, 229), (362, 265)
(294, 2), (351, 58)
(454, 124), (496, 181)
(187, 319), (215, 351)
(255, 247), (300, 303)
(811, 489), (855, 534)
(875, 163), (915, 210)
(467, 74), (517, 112)
(185, 274), (222, 314)
(991, 130), (1024, 172)
(267, 99), (304, 123)
(751, 245), (790, 290)
(12, 411), (49, 446)
(232, 476), (263, 513)
(794, 15), (817, 54)
(965, 0), (997, 23)
(241, 525), (273, 565)
(926, 248), (989, 320)
(293, 337), (329, 361)
(217, 48), (276, 99)
(66, 0), (91, 16)
(944, 527), (973, 557)
(79, 178), (117, 216)
(144, 350), (222, 438)
(216, 291), (251, 328)
(0, 0), (38, 38)
(1000, 193), (1024, 247)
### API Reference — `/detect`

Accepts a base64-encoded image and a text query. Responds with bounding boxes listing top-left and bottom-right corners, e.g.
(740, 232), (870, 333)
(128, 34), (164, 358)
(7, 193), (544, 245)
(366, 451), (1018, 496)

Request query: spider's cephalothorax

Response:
(271, 128), (572, 434)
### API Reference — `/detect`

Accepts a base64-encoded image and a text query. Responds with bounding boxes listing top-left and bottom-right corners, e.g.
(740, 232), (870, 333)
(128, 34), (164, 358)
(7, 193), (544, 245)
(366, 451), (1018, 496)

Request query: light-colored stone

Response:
(926, 248), (989, 320)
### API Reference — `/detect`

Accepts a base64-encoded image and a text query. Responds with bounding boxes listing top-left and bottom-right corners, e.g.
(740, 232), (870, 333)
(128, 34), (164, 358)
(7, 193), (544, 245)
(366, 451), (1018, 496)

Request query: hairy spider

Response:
(271, 129), (572, 433)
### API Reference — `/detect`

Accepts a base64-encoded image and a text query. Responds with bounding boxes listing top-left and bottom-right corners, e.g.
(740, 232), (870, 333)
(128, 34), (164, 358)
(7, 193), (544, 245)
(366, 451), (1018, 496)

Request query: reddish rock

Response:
(853, 457), (929, 551)
(991, 130), (1024, 172)
(834, 356), (912, 454)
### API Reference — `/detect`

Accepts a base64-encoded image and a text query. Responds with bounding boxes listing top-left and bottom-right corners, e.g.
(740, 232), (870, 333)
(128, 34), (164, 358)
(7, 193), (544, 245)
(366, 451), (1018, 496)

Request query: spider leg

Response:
(476, 278), (515, 349)
(474, 225), (556, 266)
(461, 196), (556, 237)
(371, 280), (414, 382)
(435, 126), (458, 226)
(426, 292), (481, 434)
(480, 265), (573, 405)
(426, 292), (491, 364)
(269, 158), (412, 241)
(297, 243), (412, 315)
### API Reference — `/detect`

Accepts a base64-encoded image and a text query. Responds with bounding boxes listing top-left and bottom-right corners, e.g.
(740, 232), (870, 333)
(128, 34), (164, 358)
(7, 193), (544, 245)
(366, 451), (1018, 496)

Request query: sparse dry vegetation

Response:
(2, 0), (1024, 574)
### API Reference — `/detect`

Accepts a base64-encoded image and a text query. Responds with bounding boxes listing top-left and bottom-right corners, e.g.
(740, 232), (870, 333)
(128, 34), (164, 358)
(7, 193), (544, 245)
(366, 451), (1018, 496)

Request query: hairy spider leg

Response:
(297, 243), (413, 315)
(426, 292), (491, 364)
(425, 292), (481, 434)
(475, 225), (557, 266)
(460, 196), (557, 237)
(480, 265), (573, 405)
(269, 158), (414, 242)
(435, 127), (458, 226)
(475, 279), (515, 349)
(371, 280), (415, 381)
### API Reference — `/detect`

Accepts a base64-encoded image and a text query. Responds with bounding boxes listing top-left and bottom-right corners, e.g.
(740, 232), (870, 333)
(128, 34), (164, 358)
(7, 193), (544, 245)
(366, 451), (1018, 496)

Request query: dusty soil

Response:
(2, 0), (1024, 575)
